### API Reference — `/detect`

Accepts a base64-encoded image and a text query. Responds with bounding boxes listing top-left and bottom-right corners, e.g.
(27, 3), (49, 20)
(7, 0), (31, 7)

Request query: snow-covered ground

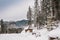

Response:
(0, 22), (60, 40)
(0, 28), (49, 40)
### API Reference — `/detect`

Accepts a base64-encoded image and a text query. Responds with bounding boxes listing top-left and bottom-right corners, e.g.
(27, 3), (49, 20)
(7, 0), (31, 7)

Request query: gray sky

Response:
(0, 0), (34, 21)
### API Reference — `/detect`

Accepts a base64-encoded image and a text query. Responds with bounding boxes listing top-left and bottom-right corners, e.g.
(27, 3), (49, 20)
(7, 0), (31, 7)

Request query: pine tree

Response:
(1, 19), (4, 33)
(34, 0), (39, 27)
(27, 6), (32, 29)
(1, 19), (7, 33)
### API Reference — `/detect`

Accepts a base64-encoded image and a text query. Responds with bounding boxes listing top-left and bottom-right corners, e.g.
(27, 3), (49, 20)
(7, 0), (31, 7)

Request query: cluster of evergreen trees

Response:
(0, 19), (7, 33)
(27, 0), (45, 29)
(27, 0), (60, 29)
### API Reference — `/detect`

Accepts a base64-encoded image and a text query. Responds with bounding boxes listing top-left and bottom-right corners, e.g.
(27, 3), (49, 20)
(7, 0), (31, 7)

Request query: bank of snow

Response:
(48, 22), (60, 38)
(0, 22), (60, 40)
(49, 24), (60, 38)
(0, 27), (49, 40)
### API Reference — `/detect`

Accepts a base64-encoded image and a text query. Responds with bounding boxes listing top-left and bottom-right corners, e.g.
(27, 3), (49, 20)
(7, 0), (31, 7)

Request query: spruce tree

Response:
(27, 6), (32, 29)
(1, 19), (4, 33)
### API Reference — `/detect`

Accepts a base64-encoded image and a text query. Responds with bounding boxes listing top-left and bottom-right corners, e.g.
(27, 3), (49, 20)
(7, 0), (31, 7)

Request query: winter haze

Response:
(0, 0), (34, 21)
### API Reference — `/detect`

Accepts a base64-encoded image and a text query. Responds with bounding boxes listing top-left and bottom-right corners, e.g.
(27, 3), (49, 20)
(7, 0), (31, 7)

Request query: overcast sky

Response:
(0, 0), (34, 21)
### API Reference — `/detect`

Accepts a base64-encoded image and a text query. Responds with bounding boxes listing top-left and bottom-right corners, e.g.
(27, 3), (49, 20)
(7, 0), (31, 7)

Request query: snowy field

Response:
(0, 28), (49, 40)
(0, 22), (60, 40)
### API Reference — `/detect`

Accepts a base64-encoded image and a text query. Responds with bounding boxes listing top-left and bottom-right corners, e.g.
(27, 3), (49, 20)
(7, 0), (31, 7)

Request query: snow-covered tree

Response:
(1, 19), (7, 33)
(34, 0), (39, 27)
(27, 6), (32, 28)
(1, 19), (4, 33)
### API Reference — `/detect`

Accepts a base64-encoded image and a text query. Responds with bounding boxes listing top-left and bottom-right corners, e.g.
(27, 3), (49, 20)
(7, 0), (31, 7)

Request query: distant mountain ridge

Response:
(0, 19), (29, 27)
(15, 20), (28, 26)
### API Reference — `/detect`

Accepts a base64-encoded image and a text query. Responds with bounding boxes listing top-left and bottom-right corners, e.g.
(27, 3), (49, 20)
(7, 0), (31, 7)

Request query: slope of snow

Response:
(0, 27), (49, 40)
(49, 27), (60, 38)
(48, 22), (60, 38)
(0, 22), (60, 40)
(33, 28), (49, 40)
(0, 33), (36, 40)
